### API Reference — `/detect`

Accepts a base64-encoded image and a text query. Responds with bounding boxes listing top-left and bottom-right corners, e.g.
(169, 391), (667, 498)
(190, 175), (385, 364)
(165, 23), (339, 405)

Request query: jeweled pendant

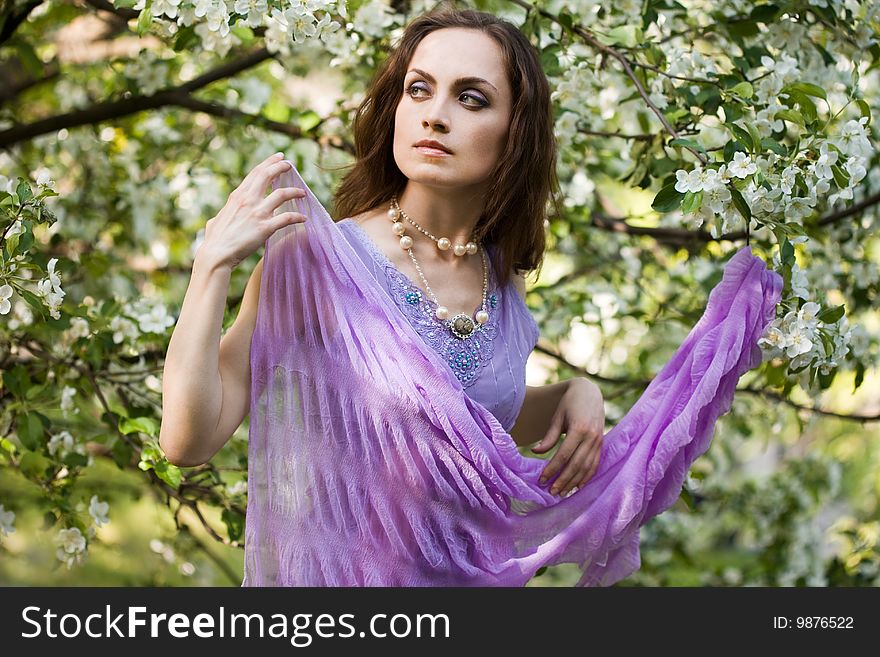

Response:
(449, 313), (477, 339)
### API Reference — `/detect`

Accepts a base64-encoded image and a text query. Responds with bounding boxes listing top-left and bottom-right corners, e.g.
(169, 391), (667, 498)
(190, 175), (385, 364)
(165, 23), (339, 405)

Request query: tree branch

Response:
(0, 0), (45, 45)
(0, 46), (274, 147)
(534, 342), (879, 421)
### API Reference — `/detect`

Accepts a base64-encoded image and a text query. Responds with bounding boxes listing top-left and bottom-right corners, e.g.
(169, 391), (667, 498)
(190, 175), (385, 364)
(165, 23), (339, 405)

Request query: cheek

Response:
(470, 123), (508, 160)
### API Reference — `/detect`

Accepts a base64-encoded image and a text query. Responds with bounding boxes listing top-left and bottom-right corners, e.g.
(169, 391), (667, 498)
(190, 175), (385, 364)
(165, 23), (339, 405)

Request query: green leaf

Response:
(726, 122), (753, 148)
(222, 508), (245, 542)
(20, 450), (51, 478)
(604, 25), (642, 48)
(830, 164), (849, 189)
(817, 367), (837, 390)
(296, 110), (322, 132)
(173, 25), (198, 52)
(745, 121), (762, 151)
(0, 438), (16, 454)
(18, 288), (47, 319)
(5, 230), (20, 257)
(14, 41), (43, 78)
(854, 362), (865, 391)
(154, 460), (182, 488)
(788, 90), (817, 123)
(19, 412), (45, 451)
(16, 179), (33, 203)
(817, 304), (845, 324)
(721, 102), (743, 122)
(784, 81), (827, 101)
(3, 365), (30, 397)
(750, 3), (782, 22)
(230, 25), (255, 46)
(669, 138), (707, 154)
(652, 181), (684, 212)
(729, 185), (752, 222)
(775, 109), (805, 127)
(730, 81), (753, 99)
(760, 137), (787, 156)
(137, 2), (153, 37)
(111, 439), (134, 470)
(855, 99), (871, 126)
(119, 415), (159, 437)
(64, 451), (89, 468)
(681, 189), (704, 214)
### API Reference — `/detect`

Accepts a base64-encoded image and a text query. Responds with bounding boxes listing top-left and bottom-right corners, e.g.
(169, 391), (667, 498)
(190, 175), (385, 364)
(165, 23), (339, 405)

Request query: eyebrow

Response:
(406, 68), (498, 93)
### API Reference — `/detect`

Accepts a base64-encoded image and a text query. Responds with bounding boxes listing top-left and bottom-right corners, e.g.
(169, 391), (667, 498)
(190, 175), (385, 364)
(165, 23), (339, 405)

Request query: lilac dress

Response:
(242, 161), (783, 587)
(335, 218), (540, 433)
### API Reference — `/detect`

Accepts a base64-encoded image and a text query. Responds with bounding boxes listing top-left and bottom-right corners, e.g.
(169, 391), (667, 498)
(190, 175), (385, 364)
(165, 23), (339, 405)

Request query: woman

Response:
(160, 8), (782, 586)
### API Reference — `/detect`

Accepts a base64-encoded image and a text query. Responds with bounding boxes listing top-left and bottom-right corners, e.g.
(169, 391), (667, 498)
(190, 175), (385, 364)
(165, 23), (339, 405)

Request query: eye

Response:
(406, 82), (428, 98)
(405, 82), (487, 108)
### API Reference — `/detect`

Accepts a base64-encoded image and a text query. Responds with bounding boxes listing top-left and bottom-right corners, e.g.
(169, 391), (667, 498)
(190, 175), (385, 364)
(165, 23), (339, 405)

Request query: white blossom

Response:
(0, 283), (13, 315)
(60, 386), (79, 418)
(353, 0), (395, 39)
(728, 151), (757, 179)
(47, 430), (87, 460)
(89, 495), (110, 527)
(56, 527), (87, 568)
(34, 167), (55, 189)
(233, 0), (267, 28)
(35, 258), (66, 320)
(790, 264), (811, 299)
(152, 0), (182, 20)
(0, 504), (15, 538)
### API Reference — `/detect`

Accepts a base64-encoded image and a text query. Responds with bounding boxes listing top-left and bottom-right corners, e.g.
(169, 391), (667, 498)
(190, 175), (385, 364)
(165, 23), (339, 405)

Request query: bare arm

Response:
(506, 270), (569, 447)
(157, 152), (306, 467)
(509, 381), (571, 447)
(158, 256), (262, 467)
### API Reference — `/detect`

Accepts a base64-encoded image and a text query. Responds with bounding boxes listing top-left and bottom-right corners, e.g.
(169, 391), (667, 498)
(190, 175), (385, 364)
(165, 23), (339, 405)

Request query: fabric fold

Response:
(241, 161), (783, 587)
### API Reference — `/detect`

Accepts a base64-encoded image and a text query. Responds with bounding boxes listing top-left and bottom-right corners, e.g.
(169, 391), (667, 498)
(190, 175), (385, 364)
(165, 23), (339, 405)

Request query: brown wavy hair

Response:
(330, 4), (560, 289)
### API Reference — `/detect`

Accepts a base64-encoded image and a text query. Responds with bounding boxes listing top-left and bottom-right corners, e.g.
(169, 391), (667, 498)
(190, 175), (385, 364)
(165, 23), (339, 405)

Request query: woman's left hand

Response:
(532, 377), (605, 497)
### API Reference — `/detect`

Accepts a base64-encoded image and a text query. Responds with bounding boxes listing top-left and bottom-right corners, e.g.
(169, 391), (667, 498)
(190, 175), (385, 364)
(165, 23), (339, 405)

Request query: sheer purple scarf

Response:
(241, 161), (783, 586)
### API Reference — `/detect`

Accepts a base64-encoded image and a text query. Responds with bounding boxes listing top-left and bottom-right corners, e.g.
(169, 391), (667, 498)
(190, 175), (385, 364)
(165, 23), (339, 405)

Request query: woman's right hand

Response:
(198, 152), (307, 270)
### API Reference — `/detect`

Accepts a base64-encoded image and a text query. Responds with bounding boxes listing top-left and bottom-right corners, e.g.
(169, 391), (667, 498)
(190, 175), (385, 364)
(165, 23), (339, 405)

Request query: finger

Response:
(556, 433), (602, 496)
(532, 411), (564, 454)
(550, 439), (594, 496)
(260, 186), (307, 216)
(240, 153), (291, 194)
(538, 431), (583, 485)
(251, 158), (295, 197)
(575, 449), (602, 490)
(271, 211), (307, 229)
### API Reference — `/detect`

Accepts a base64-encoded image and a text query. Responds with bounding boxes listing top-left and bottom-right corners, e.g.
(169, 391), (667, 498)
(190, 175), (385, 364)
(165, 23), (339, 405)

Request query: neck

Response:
(396, 184), (485, 267)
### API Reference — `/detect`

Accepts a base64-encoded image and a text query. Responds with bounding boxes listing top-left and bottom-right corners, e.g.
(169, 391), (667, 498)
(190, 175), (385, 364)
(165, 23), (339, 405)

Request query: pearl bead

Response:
(475, 310), (489, 324)
(399, 235), (413, 249)
(392, 221), (405, 235)
(438, 237), (451, 250)
(453, 244), (466, 256)
(387, 207), (399, 220)
(466, 242), (477, 255)
(435, 306), (449, 320)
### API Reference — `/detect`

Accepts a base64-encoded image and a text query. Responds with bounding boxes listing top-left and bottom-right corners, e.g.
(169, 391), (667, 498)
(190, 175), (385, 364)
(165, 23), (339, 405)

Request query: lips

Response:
(414, 140), (452, 154)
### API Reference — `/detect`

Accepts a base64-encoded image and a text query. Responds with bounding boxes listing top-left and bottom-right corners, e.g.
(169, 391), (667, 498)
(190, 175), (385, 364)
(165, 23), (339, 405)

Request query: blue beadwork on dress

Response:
(342, 219), (502, 389)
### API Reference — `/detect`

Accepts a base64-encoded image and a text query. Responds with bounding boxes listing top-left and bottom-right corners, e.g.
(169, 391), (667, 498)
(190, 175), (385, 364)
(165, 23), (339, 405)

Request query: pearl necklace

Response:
(387, 196), (489, 339)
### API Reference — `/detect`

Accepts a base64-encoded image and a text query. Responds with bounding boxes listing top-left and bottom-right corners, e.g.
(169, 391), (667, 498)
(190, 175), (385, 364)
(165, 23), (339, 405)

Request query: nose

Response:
(422, 116), (449, 133)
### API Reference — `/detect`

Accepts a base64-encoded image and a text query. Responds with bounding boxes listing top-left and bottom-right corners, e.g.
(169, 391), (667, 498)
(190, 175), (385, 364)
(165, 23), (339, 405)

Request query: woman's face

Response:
(392, 27), (512, 192)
